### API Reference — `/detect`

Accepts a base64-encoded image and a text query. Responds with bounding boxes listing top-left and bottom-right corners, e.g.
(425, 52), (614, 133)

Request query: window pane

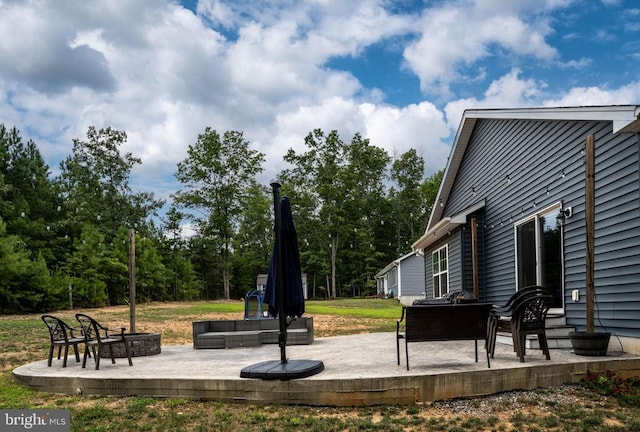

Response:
(540, 212), (563, 308)
(517, 220), (536, 288)
(432, 246), (448, 298)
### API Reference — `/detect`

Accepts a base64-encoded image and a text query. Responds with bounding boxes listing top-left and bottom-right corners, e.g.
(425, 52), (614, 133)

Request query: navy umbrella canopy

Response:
(264, 196), (305, 319)
(240, 183), (323, 380)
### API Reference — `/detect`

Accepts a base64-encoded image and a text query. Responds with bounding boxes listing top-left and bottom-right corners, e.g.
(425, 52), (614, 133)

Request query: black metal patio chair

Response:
(487, 287), (553, 362)
(41, 315), (86, 367)
(75, 313), (133, 370)
(511, 293), (553, 362)
(486, 285), (549, 358)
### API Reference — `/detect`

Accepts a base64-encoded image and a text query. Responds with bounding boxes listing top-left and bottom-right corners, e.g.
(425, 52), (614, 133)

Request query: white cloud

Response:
(403, 1), (560, 95)
(559, 58), (593, 69)
(443, 69), (640, 134)
(0, 2), (115, 93)
(0, 0), (638, 212)
(361, 102), (450, 175)
(0, 0), (422, 191)
(444, 69), (544, 132)
(543, 81), (640, 106)
(266, 97), (452, 179)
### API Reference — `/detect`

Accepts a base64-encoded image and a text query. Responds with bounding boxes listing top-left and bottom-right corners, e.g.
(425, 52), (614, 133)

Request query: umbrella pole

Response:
(271, 182), (288, 364)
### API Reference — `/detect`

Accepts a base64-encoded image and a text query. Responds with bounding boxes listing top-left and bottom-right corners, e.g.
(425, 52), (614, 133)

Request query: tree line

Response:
(0, 124), (442, 313)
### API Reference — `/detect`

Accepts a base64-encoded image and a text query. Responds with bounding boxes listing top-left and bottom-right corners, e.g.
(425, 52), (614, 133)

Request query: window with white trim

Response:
(432, 245), (449, 297)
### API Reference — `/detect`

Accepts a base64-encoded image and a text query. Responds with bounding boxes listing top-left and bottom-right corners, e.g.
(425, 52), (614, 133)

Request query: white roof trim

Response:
(375, 251), (420, 278)
(413, 200), (485, 251)
(462, 105), (640, 134)
(427, 105), (640, 233)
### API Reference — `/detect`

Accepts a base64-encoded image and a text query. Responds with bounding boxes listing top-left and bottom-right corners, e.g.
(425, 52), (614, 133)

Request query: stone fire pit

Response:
(99, 333), (161, 358)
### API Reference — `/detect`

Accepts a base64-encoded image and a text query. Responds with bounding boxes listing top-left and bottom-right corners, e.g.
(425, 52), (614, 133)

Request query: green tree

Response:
(185, 235), (219, 300)
(281, 129), (345, 299)
(58, 126), (163, 241)
(390, 148), (426, 255)
(173, 128), (265, 299)
(0, 125), (59, 265)
(64, 224), (110, 308)
(131, 234), (170, 303)
(57, 126), (164, 305)
(420, 169), (444, 230)
(163, 207), (186, 301)
(340, 133), (391, 296)
(0, 125), (66, 312)
(232, 181), (273, 298)
(281, 130), (390, 298)
(0, 218), (62, 313)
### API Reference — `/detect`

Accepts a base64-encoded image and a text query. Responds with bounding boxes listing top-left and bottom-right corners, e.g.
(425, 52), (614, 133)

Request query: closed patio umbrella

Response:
(263, 195), (305, 320)
(240, 183), (324, 380)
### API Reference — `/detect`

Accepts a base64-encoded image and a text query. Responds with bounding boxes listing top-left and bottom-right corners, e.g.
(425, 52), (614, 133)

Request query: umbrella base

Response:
(240, 359), (324, 380)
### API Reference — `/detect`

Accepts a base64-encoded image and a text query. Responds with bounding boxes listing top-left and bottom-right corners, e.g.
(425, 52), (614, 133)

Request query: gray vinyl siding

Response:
(439, 118), (640, 337)
(399, 254), (425, 296)
(448, 234), (462, 292)
(565, 130), (640, 335)
(424, 251), (432, 298)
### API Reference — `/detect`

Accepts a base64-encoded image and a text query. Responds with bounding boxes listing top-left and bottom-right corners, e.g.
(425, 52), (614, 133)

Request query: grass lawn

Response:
(1, 299), (639, 431)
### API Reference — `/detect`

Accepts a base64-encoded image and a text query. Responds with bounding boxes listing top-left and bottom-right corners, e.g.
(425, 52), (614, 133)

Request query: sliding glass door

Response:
(515, 205), (564, 311)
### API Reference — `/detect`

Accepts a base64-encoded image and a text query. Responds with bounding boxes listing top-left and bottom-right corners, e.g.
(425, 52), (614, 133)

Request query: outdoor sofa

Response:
(192, 316), (314, 349)
(396, 303), (492, 370)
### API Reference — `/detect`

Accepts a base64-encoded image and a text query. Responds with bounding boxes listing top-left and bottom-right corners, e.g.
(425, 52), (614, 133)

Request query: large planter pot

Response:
(569, 331), (610, 356)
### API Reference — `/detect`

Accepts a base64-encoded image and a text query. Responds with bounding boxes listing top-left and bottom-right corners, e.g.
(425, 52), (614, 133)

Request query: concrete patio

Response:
(13, 332), (640, 406)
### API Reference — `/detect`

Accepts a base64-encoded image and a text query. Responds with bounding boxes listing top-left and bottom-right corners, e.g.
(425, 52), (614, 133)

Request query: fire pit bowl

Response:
(99, 332), (161, 358)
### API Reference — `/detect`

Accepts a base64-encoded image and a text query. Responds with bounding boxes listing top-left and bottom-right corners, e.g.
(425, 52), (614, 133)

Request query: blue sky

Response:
(1, 0), (639, 215)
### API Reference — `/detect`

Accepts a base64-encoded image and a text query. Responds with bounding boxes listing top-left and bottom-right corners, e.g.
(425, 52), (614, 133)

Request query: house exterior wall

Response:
(397, 254), (426, 298)
(424, 118), (640, 338)
(256, 273), (308, 299)
(377, 253), (426, 304)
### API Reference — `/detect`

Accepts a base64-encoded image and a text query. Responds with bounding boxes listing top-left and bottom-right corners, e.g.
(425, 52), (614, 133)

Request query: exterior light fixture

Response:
(556, 207), (573, 227)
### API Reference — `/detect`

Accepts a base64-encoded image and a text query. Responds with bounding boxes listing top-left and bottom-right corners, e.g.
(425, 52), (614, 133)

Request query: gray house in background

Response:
(412, 105), (640, 355)
(375, 251), (425, 305)
(255, 274), (308, 299)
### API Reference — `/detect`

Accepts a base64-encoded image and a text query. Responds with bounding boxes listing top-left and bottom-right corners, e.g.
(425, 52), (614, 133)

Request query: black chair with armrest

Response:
(511, 292), (553, 362)
(75, 313), (133, 370)
(486, 285), (550, 359)
(41, 314), (86, 367)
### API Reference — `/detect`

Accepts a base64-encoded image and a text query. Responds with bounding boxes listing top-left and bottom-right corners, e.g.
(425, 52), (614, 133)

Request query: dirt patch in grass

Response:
(48, 304), (388, 343)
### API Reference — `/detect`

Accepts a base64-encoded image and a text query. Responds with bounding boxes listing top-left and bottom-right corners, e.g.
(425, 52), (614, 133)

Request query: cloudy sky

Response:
(1, 0), (639, 210)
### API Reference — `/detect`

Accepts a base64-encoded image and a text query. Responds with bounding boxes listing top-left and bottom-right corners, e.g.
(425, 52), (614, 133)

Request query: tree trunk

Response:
(330, 236), (338, 298)
(223, 241), (231, 299)
(223, 267), (230, 300)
